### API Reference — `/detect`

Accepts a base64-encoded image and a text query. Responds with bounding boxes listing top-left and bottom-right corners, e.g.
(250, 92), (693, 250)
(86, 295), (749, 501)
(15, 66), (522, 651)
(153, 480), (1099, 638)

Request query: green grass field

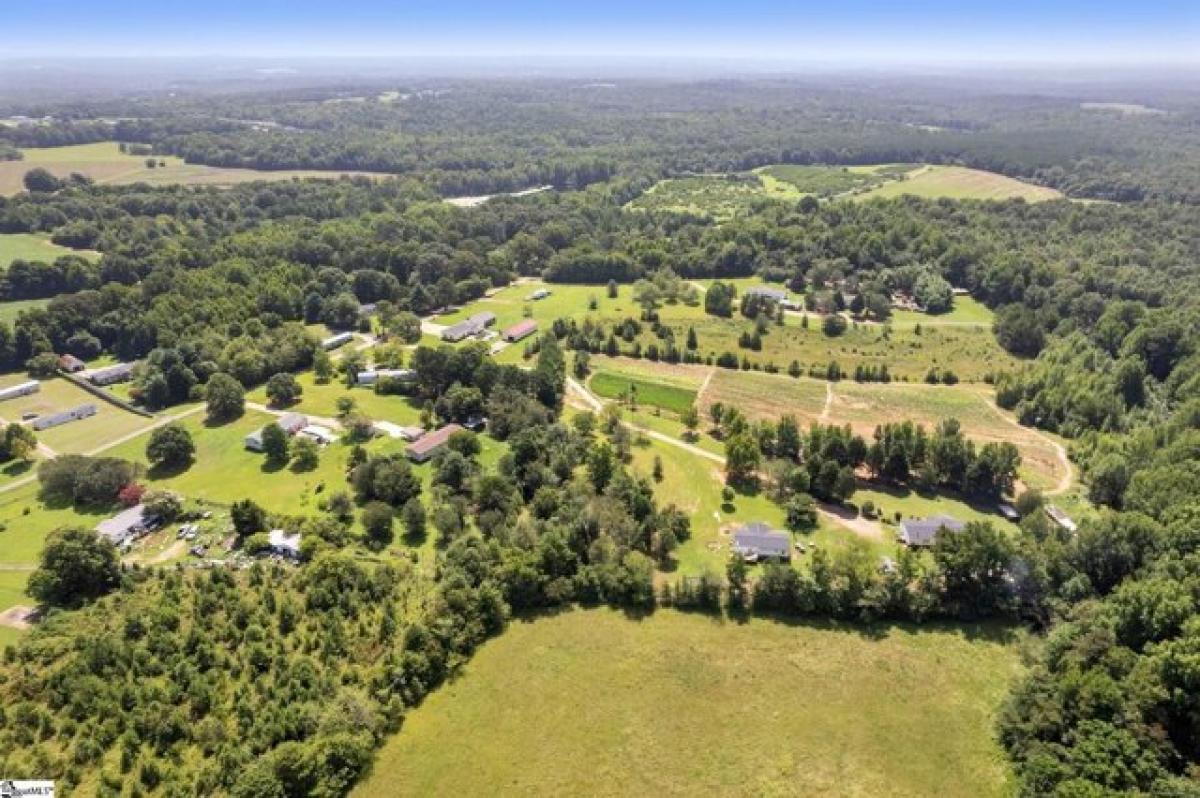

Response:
(247, 372), (424, 425)
(857, 165), (1063, 202)
(890, 296), (995, 328)
(589, 370), (697, 416)
(0, 298), (51, 326)
(652, 307), (1011, 383)
(0, 142), (392, 196)
(0, 232), (99, 268)
(756, 163), (915, 198)
(446, 279), (1013, 383)
(358, 608), (1023, 797)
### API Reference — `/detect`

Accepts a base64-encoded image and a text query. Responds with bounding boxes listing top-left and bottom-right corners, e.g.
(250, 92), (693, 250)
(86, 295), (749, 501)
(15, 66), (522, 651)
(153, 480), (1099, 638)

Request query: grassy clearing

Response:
(625, 174), (773, 220)
(104, 410), (358, 518)
(889, 296), (995, 328)
(0, 142), (392, 196)
(359, 608), (1022, 798)
(661, 312), (1012, 383)
(756, 163), (915, 198)
(0, 298), (50, 327)
(0, 375), (153, 454)
(247, 372), (423, 425)
(589, 371), (697, 416)
(0, 232), (99, 268)
(702, 369), (829, 426)
(858, 165), (1063, 202)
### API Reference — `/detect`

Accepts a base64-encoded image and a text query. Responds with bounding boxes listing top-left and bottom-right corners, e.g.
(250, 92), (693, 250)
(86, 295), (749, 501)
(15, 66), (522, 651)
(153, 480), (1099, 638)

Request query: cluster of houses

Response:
(442, 311), (496, 343)
(244, 413), (338, 451)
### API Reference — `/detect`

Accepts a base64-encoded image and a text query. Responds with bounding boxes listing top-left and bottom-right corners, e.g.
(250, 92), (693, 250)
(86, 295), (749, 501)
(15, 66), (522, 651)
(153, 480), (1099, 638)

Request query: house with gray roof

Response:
(441, 312), (496, 342)
(745, 286), (789, 302)
(731, 521), (791, 562)
(87, 362), (136, 386)
(898, 515), (965, 547)
(96, 504), (160, 547)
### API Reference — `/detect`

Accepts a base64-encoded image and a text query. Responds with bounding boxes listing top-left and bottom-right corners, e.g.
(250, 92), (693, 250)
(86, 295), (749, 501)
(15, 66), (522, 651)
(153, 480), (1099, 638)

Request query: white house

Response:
(0, 380), (39, 402)
(321, 332), (355, 351)
(268, 528), (303, 559)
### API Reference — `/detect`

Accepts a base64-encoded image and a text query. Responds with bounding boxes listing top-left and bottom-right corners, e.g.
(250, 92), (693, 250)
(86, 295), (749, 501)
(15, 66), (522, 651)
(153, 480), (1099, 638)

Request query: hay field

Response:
(858, 165), (1062, 202)
(0, 142), (392, 195)
(358, 608), (1022, 798)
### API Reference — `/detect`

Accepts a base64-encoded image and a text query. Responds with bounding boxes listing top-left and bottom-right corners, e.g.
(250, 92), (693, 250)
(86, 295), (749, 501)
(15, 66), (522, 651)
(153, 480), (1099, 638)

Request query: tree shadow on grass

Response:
(259, 458), (288, 475)
(146, 458), (194, 481)
(2, 460), (33, 479)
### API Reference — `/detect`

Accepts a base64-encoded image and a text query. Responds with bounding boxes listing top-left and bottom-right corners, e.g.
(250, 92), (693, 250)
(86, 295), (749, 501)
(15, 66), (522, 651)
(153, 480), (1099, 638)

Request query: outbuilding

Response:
(58, 354), (86, 373)
(502, 319), (539, 342)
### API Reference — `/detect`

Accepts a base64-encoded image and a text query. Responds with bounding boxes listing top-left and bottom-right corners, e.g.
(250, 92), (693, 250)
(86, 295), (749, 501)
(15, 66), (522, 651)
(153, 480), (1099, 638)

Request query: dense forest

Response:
(0, 75), (1199, 795)
(4, 79), (1200, 201)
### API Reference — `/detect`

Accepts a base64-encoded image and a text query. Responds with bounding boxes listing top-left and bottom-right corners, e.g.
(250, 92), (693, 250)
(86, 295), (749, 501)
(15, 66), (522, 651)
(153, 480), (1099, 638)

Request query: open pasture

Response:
(857, 165), (1063, 202)
(0, 142), (392, 195)
(660, 311), (1013, 383)
(358, 608), (1022, 798)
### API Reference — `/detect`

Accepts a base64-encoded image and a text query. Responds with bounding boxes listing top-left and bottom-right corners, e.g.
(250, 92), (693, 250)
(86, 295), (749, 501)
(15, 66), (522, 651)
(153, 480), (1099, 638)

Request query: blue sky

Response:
(2, 0), (1197, 63)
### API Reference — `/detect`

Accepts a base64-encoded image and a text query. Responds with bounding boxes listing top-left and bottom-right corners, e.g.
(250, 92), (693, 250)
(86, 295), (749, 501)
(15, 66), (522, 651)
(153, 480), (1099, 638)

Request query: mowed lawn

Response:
(358, 608), (1023, 798)
(857, 165), (1063, 202)
(247, 372), (424, 425)
(589, 370), (698, 415)
(104, 410), (360, 517)
(0, 142), (393, 196)
(0, 375), (153, 454)
(0, 232), (99, 268)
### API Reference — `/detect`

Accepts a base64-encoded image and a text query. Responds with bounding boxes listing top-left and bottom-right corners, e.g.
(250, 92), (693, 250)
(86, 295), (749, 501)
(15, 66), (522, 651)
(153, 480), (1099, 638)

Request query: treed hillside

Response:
(3, 79), (1200, 201)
